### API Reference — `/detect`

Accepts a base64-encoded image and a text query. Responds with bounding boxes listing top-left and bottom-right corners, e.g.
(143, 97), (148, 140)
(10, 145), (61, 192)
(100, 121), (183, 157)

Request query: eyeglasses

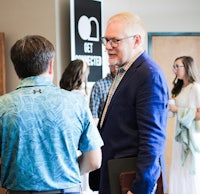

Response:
(172, 65), (184, 71)
(101, 35), (135, 48)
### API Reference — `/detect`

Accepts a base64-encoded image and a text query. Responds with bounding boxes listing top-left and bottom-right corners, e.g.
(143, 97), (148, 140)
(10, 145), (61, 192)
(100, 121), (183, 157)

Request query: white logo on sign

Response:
(78, 15), (99, 42)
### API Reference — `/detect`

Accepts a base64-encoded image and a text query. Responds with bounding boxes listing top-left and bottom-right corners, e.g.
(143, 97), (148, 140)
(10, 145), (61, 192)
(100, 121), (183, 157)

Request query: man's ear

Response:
(47, 59), (54, 81)
(133, 34), (142, 48)
(48, 59), (54, 75)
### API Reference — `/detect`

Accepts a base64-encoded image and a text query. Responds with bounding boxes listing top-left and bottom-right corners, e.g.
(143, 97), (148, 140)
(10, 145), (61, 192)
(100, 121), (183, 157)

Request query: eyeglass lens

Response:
(173, 65), (184, 70)
(101, 38), (118, 47)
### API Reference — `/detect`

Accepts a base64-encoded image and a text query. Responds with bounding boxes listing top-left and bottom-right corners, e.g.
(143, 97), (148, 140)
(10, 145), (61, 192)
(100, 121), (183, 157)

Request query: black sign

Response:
(70, 0), (102, 81)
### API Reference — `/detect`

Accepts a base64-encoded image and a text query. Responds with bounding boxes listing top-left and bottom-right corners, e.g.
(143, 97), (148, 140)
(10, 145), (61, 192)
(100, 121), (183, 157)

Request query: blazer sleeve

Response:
(130, 69), (169, 194)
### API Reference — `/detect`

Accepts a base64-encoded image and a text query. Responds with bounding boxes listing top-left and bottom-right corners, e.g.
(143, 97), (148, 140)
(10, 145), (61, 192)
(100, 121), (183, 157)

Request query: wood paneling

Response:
(0, 188), (6, 194)
(0, 33), (6, 193)
(0, 32), (6, 95)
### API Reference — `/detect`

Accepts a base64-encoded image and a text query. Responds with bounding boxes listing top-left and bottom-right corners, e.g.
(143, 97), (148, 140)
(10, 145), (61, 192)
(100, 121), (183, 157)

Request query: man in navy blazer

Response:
(98, 12), (169, 194)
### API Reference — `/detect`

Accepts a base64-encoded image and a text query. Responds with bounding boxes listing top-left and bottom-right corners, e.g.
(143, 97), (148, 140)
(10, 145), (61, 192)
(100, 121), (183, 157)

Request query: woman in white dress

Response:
(168, 56), (200, 194)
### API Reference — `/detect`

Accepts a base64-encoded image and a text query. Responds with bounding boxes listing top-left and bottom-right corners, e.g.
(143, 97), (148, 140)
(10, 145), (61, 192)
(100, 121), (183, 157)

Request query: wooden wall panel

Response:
(0, 32), (6, 96)
(0, 33), (6, 193)
(0, 188), (6, 194)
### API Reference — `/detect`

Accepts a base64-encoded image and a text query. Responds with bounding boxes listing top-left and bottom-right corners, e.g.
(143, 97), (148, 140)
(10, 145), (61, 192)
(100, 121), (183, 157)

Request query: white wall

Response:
(103, 0), (200, 32)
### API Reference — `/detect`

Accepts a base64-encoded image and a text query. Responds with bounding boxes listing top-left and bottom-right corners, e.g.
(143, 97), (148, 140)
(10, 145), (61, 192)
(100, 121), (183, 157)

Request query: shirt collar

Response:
(121, 49), (144, 73)
(16, 76), (54, 89)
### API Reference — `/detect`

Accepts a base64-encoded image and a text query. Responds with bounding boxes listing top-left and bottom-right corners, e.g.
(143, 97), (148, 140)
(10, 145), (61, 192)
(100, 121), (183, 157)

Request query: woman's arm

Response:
(169, 103), (178, 113)
(170, 106), (200, 120)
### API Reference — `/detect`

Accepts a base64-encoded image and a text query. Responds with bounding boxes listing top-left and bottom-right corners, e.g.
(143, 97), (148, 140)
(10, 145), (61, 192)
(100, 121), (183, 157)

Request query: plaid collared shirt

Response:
(89, 73), (114, 119)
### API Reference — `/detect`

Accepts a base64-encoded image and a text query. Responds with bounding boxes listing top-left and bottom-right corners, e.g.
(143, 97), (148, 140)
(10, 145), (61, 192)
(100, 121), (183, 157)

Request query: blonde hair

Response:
(108, 12), (146, 44)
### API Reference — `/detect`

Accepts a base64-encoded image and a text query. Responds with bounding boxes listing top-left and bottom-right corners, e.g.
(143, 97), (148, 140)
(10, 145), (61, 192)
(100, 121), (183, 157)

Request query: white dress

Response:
(169, 82), (200, 194)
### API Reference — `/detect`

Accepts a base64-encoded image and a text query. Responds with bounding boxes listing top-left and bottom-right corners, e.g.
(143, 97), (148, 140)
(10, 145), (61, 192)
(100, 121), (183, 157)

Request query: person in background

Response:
(89, 64), (118, 125)
(168, 56), (200, 194)
(60, 59), (96, 194)
(94, 12), (169, 194)
(60, 59), (90, 97)
(0, 35), (103, 194)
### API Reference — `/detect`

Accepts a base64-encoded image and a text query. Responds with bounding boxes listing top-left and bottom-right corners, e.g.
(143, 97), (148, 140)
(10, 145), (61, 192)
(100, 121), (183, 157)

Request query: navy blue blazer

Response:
(99, 52), (169, 194)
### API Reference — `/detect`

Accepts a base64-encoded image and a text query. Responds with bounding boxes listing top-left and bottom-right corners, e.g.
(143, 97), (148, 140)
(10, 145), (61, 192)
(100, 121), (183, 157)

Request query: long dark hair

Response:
(59, 59), (89, 94)
(171, 56), (199, 98)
